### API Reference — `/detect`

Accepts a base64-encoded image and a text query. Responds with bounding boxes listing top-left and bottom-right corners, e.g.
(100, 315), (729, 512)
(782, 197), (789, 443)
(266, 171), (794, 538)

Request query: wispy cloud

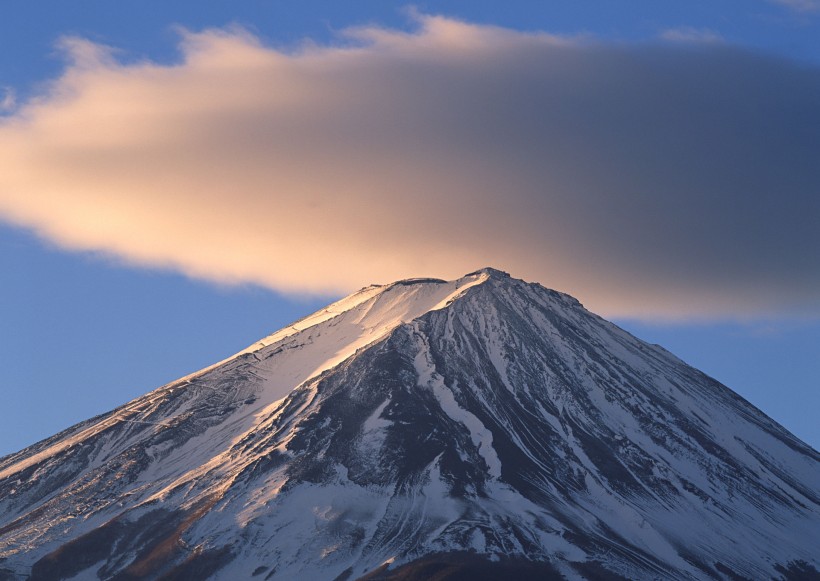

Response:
(770, 0), (820, 13)
(0, 15), (818, 320)
(0, 88), (15, 112)
(659, 27), (723, 44)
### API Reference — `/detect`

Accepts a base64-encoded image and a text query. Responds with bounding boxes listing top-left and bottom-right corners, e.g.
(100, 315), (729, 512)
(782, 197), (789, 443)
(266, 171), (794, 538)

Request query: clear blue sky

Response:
(1, 1), (818, 455)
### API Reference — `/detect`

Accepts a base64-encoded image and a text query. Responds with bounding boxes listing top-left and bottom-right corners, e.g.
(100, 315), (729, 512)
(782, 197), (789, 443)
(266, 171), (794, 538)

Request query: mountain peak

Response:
(464, 266), (511, 279)
(383, 267), (512, 295)
(1, 269), (817, 580)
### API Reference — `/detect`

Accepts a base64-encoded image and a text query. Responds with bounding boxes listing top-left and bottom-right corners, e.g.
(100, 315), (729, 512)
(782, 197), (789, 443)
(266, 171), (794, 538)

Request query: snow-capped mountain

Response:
(1, 268), (817, 580)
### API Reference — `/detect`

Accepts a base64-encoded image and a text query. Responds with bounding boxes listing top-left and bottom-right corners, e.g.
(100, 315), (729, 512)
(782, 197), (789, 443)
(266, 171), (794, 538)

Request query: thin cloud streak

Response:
(0, 15), (818, 319)
(771, 0), (820, 13)
(659, 27), (723, 44)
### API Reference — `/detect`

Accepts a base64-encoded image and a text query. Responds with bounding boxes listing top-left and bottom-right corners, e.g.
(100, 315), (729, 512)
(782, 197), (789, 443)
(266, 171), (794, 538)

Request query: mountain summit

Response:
(1, 269), (818, 580)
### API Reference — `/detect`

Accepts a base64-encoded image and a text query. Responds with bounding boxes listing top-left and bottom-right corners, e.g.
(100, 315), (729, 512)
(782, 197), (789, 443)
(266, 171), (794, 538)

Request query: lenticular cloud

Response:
(1, 14), (818, 318)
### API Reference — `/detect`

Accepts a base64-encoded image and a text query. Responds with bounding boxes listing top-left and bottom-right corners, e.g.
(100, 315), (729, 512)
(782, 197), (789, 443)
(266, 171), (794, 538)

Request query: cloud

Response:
(0, 88), (15, 112)
(659, 27), (723, 44)
(1, 15), (819, 320)
(770, 0), (820, 13)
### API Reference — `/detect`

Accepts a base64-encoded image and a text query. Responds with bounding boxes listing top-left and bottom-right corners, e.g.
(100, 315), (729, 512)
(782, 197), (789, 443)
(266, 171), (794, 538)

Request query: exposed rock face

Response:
(1, 269), (818, 580)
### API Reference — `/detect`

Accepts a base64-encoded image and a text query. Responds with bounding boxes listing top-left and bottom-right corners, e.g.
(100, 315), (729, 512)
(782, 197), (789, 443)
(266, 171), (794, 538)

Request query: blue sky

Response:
(1, 1), (818, 455)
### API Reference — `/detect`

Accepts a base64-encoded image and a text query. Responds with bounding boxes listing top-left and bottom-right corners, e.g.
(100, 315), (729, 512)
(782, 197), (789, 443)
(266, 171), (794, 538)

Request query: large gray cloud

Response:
(0, 16), (818, 319)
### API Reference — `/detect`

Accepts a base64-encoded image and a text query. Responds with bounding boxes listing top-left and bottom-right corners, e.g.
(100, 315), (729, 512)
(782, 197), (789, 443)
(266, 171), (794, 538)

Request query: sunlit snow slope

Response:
(0, 268), (817, 581)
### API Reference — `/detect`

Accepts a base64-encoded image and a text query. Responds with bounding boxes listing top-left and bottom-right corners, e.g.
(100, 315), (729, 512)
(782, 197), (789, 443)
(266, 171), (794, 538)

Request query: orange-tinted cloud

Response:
(1, 15), (818, 319)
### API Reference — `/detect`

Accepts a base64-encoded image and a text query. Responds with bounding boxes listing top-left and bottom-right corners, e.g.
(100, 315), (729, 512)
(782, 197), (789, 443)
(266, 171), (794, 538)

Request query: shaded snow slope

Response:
(0, 268), (817, 581)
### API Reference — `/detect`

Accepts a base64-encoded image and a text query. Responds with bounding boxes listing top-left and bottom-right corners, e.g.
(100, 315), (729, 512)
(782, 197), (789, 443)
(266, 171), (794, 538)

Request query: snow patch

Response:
(413, 328), (502, 479)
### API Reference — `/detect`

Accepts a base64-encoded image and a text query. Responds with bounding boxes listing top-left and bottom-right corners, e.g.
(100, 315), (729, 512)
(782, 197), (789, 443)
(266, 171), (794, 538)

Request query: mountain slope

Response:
(1, 268), (817, 581)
